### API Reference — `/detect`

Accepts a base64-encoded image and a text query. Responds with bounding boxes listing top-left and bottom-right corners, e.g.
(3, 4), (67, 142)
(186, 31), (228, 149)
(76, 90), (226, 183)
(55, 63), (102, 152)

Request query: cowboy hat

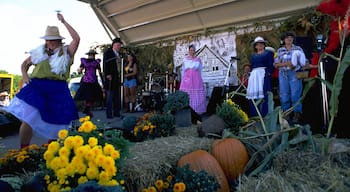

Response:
(253, 36), (267, 45)
(40, 26), (65, 40)
(112, 37), (123, 45)
(85, 49), (98, 55)
(0, 91), (9, 97)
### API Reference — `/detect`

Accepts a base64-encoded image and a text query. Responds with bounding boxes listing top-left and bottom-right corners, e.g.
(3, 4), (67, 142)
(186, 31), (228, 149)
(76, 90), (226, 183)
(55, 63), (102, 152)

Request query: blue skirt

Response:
(4, 78), (79, 139)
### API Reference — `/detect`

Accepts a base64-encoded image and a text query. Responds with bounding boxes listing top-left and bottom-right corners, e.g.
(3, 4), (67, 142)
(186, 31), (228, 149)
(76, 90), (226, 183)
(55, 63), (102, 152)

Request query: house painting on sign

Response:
(173, 31), (238, 98)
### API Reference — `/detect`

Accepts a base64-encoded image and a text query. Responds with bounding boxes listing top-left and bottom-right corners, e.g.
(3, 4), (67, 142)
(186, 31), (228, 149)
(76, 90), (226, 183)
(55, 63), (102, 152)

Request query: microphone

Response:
(230, 56), (240, 61)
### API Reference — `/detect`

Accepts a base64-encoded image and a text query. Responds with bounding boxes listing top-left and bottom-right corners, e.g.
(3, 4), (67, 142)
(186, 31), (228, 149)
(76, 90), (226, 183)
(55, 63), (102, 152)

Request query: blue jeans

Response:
(278, 70), (303, 113)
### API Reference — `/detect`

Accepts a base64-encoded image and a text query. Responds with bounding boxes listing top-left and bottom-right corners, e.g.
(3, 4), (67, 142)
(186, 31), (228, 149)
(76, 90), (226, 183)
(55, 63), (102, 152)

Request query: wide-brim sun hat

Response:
(85, 49), (98, 55)
(253, 36), (267, 46)
(40, 26), (65, 40)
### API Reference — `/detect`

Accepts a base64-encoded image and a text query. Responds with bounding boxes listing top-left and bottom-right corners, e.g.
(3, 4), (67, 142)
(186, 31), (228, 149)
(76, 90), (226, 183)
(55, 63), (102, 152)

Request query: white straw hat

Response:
(40, 26), (65, 40)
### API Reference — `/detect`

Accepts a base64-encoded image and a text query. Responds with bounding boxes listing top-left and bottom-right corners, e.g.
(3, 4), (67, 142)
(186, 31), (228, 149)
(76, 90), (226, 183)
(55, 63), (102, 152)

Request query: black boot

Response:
(292, 112), (302, 125)
(83, 106), (93, 118)
(131, 102), (136, 113)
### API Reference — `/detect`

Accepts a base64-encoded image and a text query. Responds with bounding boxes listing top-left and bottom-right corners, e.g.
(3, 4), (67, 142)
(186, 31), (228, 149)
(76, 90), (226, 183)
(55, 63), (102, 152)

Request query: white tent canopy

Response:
(77, 0), (321, 45)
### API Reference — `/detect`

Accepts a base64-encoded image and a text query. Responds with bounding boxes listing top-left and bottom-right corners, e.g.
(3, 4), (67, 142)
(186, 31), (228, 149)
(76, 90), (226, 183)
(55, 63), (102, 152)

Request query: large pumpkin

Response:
(177, 149), (230, 192)
(211, 138), (249, 182)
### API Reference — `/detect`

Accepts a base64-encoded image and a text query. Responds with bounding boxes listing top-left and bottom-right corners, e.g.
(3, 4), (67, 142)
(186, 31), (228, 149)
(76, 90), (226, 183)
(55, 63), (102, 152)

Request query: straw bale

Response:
(237, 139), (350, 192)
(120, 125), (214, 191)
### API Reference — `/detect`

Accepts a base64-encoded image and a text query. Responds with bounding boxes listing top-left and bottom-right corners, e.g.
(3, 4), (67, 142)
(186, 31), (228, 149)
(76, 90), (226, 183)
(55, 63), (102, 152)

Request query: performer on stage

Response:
(103, 37), (123, 119)
(179, 44), (206, 121)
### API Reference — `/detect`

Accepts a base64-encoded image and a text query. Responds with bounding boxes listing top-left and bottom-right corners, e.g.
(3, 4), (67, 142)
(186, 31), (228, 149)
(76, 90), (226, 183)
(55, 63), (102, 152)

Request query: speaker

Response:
(206, 86), (224, 115)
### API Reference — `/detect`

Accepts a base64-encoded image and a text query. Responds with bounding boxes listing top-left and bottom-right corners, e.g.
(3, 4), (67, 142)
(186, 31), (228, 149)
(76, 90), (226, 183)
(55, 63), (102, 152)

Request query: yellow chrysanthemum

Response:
(79, 121), (97, 133)
(72, 136), (84, 148)
(56, 168), (67, 180)
(110, 150), (120, 160)
(148, 186), (157, 192)
(77, 176), (88, 185)
(155, 179), (164, 190)
(95, 154), (106, 166)
(178, 182), (186, 191)
(16, 155), (26, 163)
(58, 129), (68, 139)
(65, 163), (76, 176)
(79, 116), (90, 123)
(58, 146), (70, 157)
(102, 156), (115, 168)
(166, 175), (173, 182)
(91, 146), (103, 156)
(163, 182), (170, 189)
(75, 145), (90, 157)
(86, 166), (99, 180)
(88, 137), (98, 147)
(63, 136), (74, 149)
(47, 141), (60, 153)
(99, 171), (111, 182)
(103, 144), (115, 155)
(84, 149), (96, 162)
(43, 150), (55, 161)
(76, 162), (87, 175)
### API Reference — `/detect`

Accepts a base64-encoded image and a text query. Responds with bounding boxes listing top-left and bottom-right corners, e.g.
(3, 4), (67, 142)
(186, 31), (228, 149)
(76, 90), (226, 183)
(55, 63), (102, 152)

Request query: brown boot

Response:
(124, 103), (130, 113)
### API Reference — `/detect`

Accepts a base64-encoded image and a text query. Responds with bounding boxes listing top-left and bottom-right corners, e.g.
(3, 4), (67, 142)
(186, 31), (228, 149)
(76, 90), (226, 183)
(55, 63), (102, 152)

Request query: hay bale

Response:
(238, 146), (350, 192)
(120, 126), (214, 191)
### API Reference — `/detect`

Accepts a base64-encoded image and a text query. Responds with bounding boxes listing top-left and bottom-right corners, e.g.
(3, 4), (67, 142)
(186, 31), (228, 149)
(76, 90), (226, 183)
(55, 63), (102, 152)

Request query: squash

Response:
(211, 138), (249, 182)
(177, 149), (230, 192)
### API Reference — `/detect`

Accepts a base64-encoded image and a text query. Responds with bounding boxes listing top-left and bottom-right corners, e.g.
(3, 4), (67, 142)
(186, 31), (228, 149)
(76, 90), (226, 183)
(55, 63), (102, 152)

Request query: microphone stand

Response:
(317, 34), (329, 131)
(222, 57), (238, 98)
(120, 57), (124, 115)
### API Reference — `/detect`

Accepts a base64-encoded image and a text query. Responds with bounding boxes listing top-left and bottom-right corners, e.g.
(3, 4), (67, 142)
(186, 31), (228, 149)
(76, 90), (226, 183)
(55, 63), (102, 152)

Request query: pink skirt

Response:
(180, 69), (206, 113)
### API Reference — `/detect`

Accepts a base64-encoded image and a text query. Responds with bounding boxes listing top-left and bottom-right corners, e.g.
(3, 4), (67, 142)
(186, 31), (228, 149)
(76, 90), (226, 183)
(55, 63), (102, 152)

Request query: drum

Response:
(141, 90), (165, 112)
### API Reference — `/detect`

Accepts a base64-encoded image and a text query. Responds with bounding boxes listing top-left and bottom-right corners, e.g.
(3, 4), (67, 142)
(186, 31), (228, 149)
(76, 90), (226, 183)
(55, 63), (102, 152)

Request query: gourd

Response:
(211, 138), (249, 182)
(177, 149), (230, 192)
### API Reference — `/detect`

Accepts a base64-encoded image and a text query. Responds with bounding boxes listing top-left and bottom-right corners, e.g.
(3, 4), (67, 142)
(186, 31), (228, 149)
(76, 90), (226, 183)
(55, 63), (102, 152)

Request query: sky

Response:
(0, 0), (111, 75)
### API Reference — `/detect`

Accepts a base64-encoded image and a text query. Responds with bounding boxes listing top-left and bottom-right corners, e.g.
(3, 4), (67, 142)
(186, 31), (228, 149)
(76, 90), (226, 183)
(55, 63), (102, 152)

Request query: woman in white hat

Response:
(3, 13), (80, 148)
(246, 36), (275, 117)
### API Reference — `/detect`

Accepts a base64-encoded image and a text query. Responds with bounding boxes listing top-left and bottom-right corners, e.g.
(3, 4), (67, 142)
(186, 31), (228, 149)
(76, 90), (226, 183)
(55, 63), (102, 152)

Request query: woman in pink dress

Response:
(179, 44), (206, 117)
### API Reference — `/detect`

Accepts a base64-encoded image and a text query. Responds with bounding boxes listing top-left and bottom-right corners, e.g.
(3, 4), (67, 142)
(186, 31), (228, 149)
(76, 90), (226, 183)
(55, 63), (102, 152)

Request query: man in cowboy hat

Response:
(0, 91), (10, 107)
(103, 37), (124, 118)
(3, 12), (80, 148)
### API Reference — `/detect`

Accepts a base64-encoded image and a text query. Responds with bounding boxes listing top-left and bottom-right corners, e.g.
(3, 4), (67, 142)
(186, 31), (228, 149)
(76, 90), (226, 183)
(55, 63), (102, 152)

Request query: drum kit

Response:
(138, 71), (178, 112)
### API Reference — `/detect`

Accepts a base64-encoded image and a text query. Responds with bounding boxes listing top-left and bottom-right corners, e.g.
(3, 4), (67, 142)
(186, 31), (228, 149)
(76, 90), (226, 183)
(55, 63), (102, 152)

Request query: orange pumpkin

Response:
(177, 149), (230, 192)
(211, 138), (249, 182)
